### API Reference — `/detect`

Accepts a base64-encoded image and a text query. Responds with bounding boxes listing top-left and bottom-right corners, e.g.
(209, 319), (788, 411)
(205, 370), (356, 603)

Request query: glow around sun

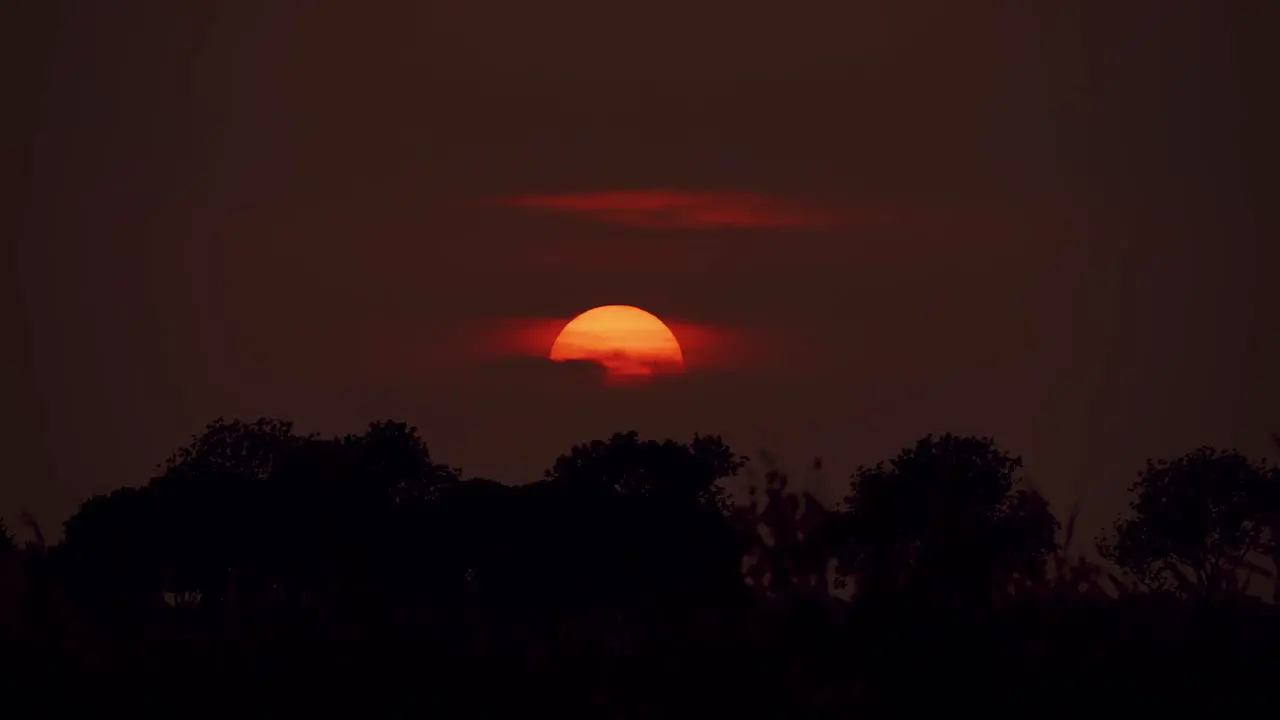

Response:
(549, 305), (685, 380)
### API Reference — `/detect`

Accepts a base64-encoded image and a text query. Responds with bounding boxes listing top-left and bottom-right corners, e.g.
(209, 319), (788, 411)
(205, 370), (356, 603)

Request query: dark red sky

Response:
(3, 1), (1276, 541)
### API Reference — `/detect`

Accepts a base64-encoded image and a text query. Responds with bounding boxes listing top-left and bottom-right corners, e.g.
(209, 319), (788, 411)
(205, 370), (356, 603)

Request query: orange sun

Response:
(549, 305), (685, 380)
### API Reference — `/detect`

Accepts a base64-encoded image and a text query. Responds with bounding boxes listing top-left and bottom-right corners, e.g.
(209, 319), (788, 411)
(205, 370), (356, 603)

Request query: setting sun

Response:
(549, 305), (685, 380)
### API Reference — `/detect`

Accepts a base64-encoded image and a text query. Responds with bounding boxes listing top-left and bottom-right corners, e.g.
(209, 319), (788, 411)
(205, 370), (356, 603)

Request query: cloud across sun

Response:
(495, 190), (843, 230)
(457, 310), (786, 387)
(549, 305), (685, 382)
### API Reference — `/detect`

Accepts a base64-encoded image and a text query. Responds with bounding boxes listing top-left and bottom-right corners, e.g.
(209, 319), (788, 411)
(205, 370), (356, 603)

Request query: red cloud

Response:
(495, 190), (842, 230)
(460, 315), (792, 381)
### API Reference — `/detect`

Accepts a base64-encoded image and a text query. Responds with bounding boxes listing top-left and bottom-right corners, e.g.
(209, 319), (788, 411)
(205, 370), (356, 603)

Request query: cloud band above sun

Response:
(495, 190), (843, 230)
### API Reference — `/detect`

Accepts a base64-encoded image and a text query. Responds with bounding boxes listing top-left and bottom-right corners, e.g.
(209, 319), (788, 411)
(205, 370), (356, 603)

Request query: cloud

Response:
(494, 190), (843, 230)
(455, 315), (792, 385)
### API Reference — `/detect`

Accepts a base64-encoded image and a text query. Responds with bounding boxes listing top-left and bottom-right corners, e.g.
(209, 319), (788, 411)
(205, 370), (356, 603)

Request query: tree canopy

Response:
(5, 418), (1280, 711)
(1098, 446), (1280, 599)
(835, 434), (1059, 607)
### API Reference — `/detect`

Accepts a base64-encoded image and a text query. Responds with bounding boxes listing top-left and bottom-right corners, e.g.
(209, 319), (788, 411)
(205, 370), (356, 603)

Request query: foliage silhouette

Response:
(59, 418), (461, 604)
(736, 456), (836, 604)
(832, 434), (1059, 610)
(4, 418), (1280, 710)
(1098, 446), (1280, 599)
(461, 431), (751, 608)
(544, 430), (741, 510)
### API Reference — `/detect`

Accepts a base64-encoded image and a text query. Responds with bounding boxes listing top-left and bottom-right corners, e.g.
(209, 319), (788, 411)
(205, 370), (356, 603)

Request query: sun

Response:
(549, 305), (685, 380)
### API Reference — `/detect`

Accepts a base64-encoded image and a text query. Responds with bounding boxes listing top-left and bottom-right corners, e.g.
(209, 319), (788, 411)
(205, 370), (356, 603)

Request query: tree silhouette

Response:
(543, 430), (743, 510)
(1098, 446), (1279, 600)
(59, 418), (458, 604)
(21, 415), (1280, 709)
(58, 419), (302, 601)
(836, 434), (1060, 608)
(478, 432), (751, 607)
(0, 518), (13, 552)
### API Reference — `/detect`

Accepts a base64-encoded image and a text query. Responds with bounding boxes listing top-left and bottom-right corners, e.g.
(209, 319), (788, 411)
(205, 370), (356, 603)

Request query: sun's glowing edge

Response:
(549, 305), (685, 378)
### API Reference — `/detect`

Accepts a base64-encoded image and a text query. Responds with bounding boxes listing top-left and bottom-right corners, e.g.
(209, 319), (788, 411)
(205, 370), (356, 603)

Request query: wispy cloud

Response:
(494, 190), (844, 230)
(459, 315), (789, 382)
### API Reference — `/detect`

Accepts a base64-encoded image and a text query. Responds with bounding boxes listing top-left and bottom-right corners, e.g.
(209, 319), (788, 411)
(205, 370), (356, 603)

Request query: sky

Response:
(3, 0), (1276, 544)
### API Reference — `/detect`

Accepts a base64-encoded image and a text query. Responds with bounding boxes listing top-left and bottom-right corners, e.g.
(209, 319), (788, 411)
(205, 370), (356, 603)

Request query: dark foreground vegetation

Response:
(3, 419), (1279, 712)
